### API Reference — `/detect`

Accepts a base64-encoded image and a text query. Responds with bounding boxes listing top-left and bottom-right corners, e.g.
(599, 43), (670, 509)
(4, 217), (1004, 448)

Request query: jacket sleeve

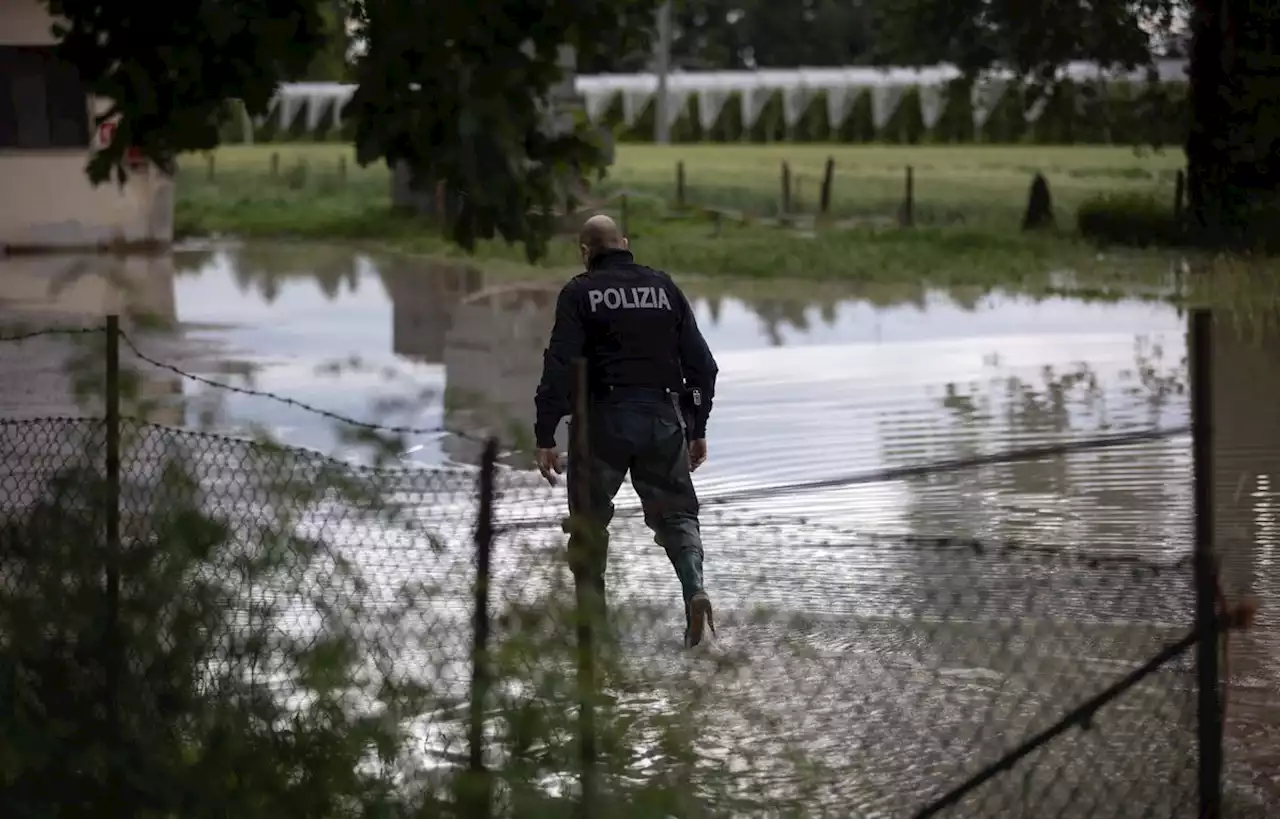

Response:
(533, 281), (585, 449)
(674, 284), (719, 439)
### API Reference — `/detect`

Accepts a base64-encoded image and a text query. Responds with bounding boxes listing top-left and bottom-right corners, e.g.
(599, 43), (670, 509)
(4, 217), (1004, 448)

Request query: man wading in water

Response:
(533, 214), (720, 648)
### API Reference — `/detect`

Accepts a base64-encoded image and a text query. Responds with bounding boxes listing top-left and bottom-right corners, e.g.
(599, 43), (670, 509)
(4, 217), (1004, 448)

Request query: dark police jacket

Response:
(533, 248), (719, 449)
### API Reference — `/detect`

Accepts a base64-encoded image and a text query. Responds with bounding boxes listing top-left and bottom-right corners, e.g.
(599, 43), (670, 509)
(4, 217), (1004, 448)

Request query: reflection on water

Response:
(0, 242), (1277, 810)
(1209, 318), (1280, 805)
(384, 257), (485, 364)
(885, 337), (1190, 562)
(439, 283), (559, 465)
(0, 253), (185, 423)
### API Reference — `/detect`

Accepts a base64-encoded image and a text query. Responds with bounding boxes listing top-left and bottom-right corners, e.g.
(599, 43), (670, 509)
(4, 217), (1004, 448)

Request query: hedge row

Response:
(1077, 190), (1280, 251)
(1077, 193), (1185, 247)
(220, 79), (1188, 147)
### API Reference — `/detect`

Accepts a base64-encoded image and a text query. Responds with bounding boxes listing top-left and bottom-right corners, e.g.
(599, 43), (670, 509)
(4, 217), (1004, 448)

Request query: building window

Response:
(0, 46), (91, 150)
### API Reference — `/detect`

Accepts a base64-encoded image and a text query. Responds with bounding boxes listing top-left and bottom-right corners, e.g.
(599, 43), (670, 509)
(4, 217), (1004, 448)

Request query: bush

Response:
(0, 433), (431, 819)
(0, 415), (792, 817)
(1076, 191), (1183, 247)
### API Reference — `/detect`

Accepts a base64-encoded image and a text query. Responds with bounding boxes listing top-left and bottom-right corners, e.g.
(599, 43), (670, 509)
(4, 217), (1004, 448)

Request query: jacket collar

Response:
(587, 248), (634, 271)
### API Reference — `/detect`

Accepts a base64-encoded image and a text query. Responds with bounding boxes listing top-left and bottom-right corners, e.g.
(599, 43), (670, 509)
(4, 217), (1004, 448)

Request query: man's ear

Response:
(621, 237), (629, 250)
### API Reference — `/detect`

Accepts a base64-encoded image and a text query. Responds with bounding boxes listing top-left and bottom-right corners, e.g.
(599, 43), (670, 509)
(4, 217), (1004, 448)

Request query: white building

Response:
(0, 0), (174, 251)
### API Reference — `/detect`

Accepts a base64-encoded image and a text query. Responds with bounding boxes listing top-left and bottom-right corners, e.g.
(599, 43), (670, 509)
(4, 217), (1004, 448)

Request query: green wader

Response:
(566, 388), (705, 631)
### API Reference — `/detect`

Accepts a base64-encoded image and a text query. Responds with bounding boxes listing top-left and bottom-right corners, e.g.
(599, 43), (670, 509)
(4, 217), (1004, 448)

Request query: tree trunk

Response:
(1186, 0), (1280, 248)
(1185, 0), (1226, 234)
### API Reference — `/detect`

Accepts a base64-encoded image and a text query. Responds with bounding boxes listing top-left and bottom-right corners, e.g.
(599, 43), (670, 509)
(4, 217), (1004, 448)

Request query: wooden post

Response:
(205, 153), (216, 181)
(570, 358), (597, 818)
(269, 151), (280, 179)
(467, 437), (497, 819)
(338, 155), (347, 185)
(819, 157), (835, 216)
(781, 161), (792, 214)
(1190, 308), (1223, 819)
(902, 166), (915, 227)
(103, 314), (122, 807)
(675, 160), (686, 209)
(1175, 169), (1186, 224)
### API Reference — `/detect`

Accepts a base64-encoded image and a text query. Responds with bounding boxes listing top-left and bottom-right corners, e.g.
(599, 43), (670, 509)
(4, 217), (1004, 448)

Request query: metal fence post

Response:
(570, 357), (597, 816)
(1189, 307), (1222, 818)
(466, 437), (498, 818)
(103, 314), (123, 808)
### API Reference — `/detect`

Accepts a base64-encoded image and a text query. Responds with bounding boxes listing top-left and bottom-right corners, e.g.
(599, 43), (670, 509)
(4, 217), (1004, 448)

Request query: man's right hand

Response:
(688, 438), (707, 472)
(536, 447), (563, 485)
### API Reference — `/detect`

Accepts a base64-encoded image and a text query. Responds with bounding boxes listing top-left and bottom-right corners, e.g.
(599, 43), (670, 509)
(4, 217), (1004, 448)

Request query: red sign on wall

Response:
(96, 120), (116, 149)
(94, 119), (146, 168)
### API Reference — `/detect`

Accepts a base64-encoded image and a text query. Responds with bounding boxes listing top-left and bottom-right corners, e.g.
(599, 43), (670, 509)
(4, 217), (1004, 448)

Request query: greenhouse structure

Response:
(259, 60), (1189, 144)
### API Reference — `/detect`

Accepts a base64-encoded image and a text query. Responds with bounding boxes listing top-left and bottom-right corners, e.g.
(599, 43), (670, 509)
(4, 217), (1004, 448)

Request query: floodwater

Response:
(0, 242), (1276, 816)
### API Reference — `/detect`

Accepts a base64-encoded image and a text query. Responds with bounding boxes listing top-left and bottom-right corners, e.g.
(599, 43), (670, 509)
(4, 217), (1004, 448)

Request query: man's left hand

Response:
(536, 448), (563, 485)
(687, 438), (708, 472)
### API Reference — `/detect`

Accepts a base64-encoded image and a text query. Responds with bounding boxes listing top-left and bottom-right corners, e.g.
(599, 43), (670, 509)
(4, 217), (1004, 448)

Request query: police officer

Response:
(533, 214), (719, 648)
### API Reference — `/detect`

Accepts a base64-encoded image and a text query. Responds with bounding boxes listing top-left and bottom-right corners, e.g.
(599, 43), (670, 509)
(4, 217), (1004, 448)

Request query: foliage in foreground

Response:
(47, 0), (326, 183)
(0, 420), (787, 817)
(0, 445), (419, 818)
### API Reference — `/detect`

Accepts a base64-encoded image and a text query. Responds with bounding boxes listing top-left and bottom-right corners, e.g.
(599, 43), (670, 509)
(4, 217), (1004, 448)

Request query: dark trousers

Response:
(566, 390), (705, 625)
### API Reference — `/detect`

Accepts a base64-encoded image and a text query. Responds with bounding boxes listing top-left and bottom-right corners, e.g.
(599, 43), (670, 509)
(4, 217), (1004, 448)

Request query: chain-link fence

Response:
(0, 313), (1256, 818)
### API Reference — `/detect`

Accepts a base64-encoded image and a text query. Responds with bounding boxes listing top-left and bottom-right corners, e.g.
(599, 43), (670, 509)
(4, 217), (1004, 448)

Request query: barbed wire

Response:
(0, 324), (1191, 509)
(115, 329), (476, 439)
(118, 328), (1189, 494)
(0, 325), (107, 343)
(0, 414), (485, 482)
(525, 424), (1193, 531)
(0, 410), (1193, 577)
(0, 411), (1191, 572)
(695, 425), (1190, 508)
(0, 412), (1198, 578)
(0, 322), (507, 449)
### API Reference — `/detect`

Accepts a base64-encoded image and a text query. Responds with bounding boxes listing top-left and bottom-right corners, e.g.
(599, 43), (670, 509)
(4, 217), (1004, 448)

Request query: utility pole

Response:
(654, 1), (672, 144)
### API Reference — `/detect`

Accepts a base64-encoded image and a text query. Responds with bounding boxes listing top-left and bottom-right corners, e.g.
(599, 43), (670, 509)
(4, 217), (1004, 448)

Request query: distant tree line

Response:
(577, 0), (881, 73)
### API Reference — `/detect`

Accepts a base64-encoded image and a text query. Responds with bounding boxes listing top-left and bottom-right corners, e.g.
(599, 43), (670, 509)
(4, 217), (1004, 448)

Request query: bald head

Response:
(579, 214), (627, 262)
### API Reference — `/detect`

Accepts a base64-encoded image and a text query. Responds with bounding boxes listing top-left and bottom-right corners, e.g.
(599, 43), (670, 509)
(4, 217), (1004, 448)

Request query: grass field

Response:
(177, 143), (1192, 287)
(606, 143), (1183, 225)
(189, 142), (1184, 225)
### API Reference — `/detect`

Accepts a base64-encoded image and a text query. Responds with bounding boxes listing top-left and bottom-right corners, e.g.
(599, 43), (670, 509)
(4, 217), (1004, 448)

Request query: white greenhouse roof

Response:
(269, 60), (1188, 133)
